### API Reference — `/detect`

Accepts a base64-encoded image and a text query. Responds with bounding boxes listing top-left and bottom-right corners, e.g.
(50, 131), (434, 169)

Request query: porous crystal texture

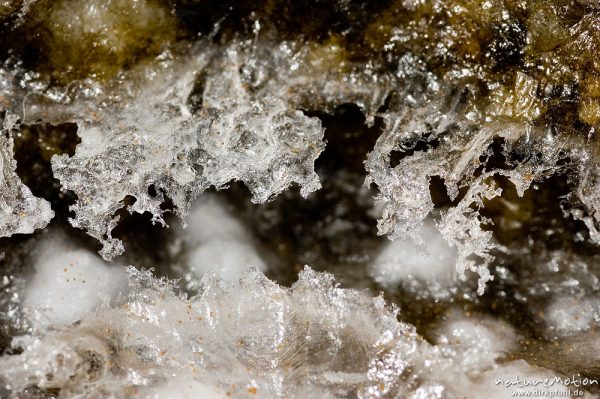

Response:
(20, 32), (600, 292)
(364, 67), (600, 293)
(5, 0), (600, 396)
(0, 266), (567, 398)
(0, 110), (53, 237)
(42, 42), (326, 260)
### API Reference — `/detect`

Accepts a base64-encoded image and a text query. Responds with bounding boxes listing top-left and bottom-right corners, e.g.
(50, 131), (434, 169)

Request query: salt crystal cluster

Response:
(23, 233), (127, 329)
(3, 1), (600, 397)
(0, 266), (570, 398)
(364, 65), (600, 293)
(36, 41), (325, 260)
(0, 110), (53, 238)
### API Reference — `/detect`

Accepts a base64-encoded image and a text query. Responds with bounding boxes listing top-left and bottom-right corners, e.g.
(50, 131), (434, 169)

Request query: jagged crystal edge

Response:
(43, 43), (328, 260)
(365, 65), (600, 294)
(0, 110), (54, 238)
(0, 265), (556, 398)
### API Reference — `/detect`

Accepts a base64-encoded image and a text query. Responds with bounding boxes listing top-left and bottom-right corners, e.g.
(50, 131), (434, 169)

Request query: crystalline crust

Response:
(14, 36), (600, 293)
(0, 110), (54, 237)
(365, 63), (600, 293)
(43, 43), (327, 260)
(0, 266), (567, 398)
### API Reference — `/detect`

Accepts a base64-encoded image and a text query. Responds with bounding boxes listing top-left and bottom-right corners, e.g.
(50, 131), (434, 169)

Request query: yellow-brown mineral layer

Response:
(23, 0), (176, 81)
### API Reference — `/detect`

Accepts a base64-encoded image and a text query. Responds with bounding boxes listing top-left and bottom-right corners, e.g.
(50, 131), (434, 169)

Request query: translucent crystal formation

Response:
(0, 266), (568, 398)
(364, 67), (600, 293)
(42, 42), (325, 260)
(0, 110), (53, 237)
(2, 1), (600, 397)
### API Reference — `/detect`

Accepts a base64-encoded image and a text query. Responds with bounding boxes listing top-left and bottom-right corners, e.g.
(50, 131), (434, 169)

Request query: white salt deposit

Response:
(428, 310), (579, 399)
(370, 220), (458, 298)
(178, 195), (266, 282)
(544, 295), (600, 337)
(433, 309), (518, 370)
(23, 234), (127, 328)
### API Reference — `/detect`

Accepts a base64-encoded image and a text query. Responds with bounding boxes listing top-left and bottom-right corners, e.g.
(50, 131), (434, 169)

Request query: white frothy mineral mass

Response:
(176, 194), (266, 282)
(370, 220), (458, 298)
(23, 233), (127, 328)
(544, 295), (600, 337)
(433, 309), (518, 369)
(0, 110), (54, 238)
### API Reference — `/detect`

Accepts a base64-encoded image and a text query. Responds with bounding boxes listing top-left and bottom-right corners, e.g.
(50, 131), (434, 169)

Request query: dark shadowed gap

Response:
(219, 103), (385, 287)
